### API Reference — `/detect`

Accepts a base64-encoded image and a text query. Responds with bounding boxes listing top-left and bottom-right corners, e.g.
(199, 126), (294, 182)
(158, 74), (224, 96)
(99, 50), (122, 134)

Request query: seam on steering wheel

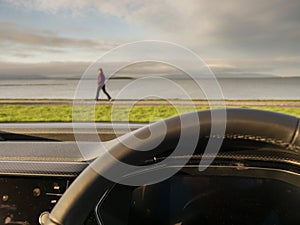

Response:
(206, 134), (300, 151)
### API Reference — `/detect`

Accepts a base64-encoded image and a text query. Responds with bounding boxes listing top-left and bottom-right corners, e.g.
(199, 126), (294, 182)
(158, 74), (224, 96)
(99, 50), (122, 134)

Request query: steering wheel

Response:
(45, 108), (300, 225)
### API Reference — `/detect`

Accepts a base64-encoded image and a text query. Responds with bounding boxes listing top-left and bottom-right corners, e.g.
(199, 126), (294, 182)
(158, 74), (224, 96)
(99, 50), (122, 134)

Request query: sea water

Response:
(0, 77), (299, 100)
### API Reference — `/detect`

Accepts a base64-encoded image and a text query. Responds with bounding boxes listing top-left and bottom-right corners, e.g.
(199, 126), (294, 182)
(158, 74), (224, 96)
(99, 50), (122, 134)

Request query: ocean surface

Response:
(0, 77), (300, 100)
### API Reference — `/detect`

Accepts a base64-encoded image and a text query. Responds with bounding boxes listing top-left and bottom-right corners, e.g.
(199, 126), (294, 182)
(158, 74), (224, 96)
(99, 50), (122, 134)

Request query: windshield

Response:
(0, 1), (299, 122)
(1, 2), (300, 225)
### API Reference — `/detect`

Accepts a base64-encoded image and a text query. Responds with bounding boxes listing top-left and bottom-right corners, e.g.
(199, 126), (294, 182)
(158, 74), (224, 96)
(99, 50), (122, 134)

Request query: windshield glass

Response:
(0, 1), (299, 122)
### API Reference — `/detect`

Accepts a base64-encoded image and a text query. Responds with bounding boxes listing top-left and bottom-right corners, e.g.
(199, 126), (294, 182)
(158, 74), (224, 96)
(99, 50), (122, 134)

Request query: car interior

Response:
(0, 108), (299, 225)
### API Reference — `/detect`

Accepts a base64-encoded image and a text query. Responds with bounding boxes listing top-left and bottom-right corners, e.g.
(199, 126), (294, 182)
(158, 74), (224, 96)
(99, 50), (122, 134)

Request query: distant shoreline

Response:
(1, 76), (300, 81)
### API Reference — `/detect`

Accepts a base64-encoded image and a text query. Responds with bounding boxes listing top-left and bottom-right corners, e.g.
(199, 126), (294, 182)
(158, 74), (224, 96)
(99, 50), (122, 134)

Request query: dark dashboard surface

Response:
(0, 176), (75, 225)
(128, 176), (300, 225)
(0, 123), (141, 225)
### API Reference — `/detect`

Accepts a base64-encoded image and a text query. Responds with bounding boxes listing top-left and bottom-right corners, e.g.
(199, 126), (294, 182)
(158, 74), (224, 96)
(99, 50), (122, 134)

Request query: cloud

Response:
(1, 57), (300, 79)
(2, 0), (300, 77)
(207, 57), (300, 77)
(126, 0), (300, 56)
(0, 20), (122, 62)
(5, 0), (300, 56)
(0, 61), (177, 79)
(0, 21), (119, 50)
(0, 61), (90, 78)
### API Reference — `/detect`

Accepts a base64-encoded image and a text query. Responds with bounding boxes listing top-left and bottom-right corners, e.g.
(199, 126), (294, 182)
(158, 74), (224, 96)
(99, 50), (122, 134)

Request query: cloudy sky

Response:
(0, 0), (300, 78)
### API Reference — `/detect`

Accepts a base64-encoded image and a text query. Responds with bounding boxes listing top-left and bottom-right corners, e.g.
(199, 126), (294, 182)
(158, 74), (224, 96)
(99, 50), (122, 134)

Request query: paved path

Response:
(1, 99), (300, 107)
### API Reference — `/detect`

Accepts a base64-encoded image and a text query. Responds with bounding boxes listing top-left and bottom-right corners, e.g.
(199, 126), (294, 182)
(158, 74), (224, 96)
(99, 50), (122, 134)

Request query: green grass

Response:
(0, 104), (299, 122)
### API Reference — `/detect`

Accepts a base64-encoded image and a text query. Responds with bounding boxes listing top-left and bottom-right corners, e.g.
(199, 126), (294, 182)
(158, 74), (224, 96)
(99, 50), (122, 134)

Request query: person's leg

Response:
(95, 85), (101, 100)
(102, 85), (112, 100)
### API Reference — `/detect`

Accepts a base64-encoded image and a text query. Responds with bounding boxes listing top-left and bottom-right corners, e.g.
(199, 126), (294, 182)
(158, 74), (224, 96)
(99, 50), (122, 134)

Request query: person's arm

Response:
(97, 73), (102, 86)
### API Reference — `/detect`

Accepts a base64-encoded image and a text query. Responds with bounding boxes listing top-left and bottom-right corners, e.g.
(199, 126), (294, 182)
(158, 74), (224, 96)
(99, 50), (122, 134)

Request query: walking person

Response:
(95, 68), (112, 101)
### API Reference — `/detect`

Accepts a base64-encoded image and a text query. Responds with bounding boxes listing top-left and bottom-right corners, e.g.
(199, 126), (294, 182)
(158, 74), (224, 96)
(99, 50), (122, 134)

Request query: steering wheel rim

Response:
(45, 108), (300, 225)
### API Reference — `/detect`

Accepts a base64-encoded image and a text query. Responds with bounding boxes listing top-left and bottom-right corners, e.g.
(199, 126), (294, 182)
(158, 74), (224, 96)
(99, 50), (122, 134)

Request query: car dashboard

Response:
(0, 176), (75, 225)
(0, 123), (121, 225)
(1, 110), (300, 225)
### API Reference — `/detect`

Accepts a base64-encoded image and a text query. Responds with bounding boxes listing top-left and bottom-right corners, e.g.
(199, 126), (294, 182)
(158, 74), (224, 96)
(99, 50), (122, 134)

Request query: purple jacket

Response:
(98, 71), (105, 87)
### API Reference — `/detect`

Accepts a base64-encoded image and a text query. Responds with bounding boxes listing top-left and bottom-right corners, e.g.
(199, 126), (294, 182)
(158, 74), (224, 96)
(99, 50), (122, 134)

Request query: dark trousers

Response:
(95, 85), (111, 100)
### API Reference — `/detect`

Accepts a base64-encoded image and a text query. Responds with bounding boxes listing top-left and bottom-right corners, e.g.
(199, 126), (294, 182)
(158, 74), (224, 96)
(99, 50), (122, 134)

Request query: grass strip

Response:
(0, 104), (299, 123)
